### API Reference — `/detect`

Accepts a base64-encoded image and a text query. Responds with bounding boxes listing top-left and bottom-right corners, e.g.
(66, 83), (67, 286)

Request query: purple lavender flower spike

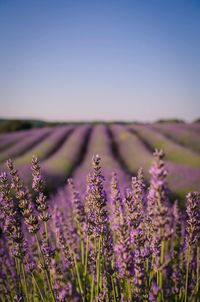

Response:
(85, 155), (113, 251)
(147, 149), (169, 212)
(52, 206), (73, 269)
(7, 159), (39, 234)
(185, 192), (200, 247)
(113, 189), (134, 279)
(32, 155), (50, 222)
(110, 172), (124, 231)
(68, 178), (85, 233)
(125, 168), (145, 229)
(147, 150), (173, 267)
(85, 154), (113, 294)
(170, 201), (184, 296)
(0, 172), (26, 259)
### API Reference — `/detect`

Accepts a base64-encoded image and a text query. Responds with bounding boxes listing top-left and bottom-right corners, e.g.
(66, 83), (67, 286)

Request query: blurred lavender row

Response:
(15, 125), (73, 164)
(129, 124), (200, 168)
(71, 124), (130, 196)
(0, 123), (200, 201)
(151, 123), (200, 154)
(110, 124), (200, 199)
(0, 127), (52, 164)
(0, 129), (31, 152)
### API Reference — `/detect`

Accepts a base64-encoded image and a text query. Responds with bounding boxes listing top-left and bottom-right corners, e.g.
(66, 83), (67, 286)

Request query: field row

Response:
(0, 123), (200, 201)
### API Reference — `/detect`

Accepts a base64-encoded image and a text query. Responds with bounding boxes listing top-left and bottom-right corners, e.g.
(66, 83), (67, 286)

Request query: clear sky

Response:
(0, 0), (199, 122)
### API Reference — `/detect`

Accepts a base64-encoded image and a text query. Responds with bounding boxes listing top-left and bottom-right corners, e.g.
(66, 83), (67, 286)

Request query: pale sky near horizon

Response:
(0, 0), (199, 122)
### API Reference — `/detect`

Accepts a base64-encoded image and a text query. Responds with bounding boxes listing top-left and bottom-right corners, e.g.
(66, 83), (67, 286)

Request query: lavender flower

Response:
(147, 149), (169, 212)
(125, 168), (145, 229)
(110, 172), (124, 230)
(133, 248), (146, 300)
(68, 178), (85, 232)
(52, 206), (73, 269)
(32, 155), (50, 222)
(7, 159), (39, 234)
(51, 258), (79, 302)
(185, 192), (200, 247)
(85, 155), (113, 257)
(0, 172), (25, 259)
(85, 154), (113, 295)
(124, 170), (148, 298)
(113, 189), (134, 279)
(147, 150), (172, 266)
(40, 232), (55, 270)
(170, 201), (184, 295)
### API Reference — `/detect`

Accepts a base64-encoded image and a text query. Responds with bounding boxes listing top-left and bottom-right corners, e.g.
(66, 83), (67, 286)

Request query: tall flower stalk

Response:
(6, 158), (56, 301)
(184, 192), (200, 301)
(147, 150), (172, 301)
(85, 155), (113, 300)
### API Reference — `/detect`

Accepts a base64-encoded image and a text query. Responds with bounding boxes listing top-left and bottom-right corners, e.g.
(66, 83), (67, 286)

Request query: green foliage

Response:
(0, 119), (33, 132)
(156, 118), (185, 124)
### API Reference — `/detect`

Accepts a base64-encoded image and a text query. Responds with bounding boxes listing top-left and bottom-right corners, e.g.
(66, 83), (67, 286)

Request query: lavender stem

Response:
(185, 245), (191, 302)
(31, 272), (45, 302)
(35, 234), (56, 302)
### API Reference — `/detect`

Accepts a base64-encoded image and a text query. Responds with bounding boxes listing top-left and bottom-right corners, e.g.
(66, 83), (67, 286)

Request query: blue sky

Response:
(0, 0), (199, 121)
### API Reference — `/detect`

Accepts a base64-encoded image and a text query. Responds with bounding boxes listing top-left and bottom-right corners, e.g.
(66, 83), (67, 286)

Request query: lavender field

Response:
(0, 122), (200, 301)
(0, 123), (200, 199)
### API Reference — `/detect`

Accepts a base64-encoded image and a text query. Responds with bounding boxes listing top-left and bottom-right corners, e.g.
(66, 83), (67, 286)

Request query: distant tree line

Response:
(0, 119), (62, 133)
(0, 118), (199, 133)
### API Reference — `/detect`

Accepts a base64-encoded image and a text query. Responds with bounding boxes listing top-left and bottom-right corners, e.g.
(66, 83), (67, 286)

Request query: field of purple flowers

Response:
(0, 123), (200, 301)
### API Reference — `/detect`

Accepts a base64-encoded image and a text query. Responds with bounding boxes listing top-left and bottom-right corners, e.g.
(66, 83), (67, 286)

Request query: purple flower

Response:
(125, 168), (145, 229)
(147, 149), (169, 213)
(85, 155), (113, 289)
(85, 155), (113, 249)
(32, 155), (50, 222)
(68, 178), (85, 233)
(146, 150), (173, 267)
(149, 281), (160, 301)
(0, 172), (25, 259)
(7, 159), (39, 234)
(110, 172), (124, 230)
(185, 192), (200, 247)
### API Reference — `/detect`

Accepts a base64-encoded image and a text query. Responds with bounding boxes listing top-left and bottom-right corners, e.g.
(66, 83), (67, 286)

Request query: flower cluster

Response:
(0, 152), (200, 301)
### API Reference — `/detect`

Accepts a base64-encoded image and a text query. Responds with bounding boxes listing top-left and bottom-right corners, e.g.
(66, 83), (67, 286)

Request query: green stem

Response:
(185, 245), (191, 302)
(15, 258), (23, 296)
(196, 246), (199, 295)
(31, 273), (45, 302)
(73, 253), (84, 295)
(96, 235), (102, 297)
(158, 240), (165, 302)
(83, 235), (89, 298)
(84, 236), (89, 276)
(44, 221), (49, 242)
(44, 221), (55, 294)
(81, 238), (85, 265)
(111, 276), (117, 302)
(70, 267), (76, 281)
(32, 275), (38, 302)
(125, 279), (132, 301)
(90, 275), (95, 302)
(21, 263), (29, 302)
(35, 234), (56, 302)
(2, 280), (13, 302)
